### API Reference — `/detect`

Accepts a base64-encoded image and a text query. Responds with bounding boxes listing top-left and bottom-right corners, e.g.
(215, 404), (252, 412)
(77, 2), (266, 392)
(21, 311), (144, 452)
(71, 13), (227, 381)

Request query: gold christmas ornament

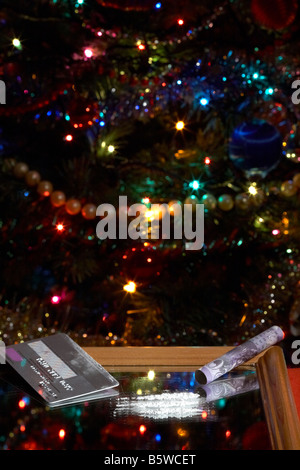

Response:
(50, 190), (66, 207)
(251, 188), (265, 207)
(280, 180), (297, 197)
(292, 173), (300, 188)
(3, 157), (16, 172)
(82, 203), (97, 220)
(184, 195), (200, 206)
(25, 170), (41, 186)
(37, 180), (53, 197)
(217, 194), (234, 211)
(235, 193), (252, 211)
(201, 193), (217, 210)
(65, 198), (82, 215)
(14, 162), (29, 179)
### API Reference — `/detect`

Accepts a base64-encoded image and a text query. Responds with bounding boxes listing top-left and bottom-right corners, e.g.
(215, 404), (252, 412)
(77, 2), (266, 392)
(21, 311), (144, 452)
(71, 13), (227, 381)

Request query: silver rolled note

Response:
(198, 373), (259, 402)
(195, 325), (284, 385)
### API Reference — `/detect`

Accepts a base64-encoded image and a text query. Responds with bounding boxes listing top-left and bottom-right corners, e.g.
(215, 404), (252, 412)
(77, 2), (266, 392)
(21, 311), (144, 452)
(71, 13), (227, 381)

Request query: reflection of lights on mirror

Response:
(147, 370), (155, 380)
(177, 427), (188, 437)
(139, 424), (147, 435)
(114, 392), (216, 420)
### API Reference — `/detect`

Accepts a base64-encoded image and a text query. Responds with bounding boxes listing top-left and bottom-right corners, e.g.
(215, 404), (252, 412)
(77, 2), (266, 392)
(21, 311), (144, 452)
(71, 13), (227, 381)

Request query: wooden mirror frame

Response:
(85, 345), (300, 450)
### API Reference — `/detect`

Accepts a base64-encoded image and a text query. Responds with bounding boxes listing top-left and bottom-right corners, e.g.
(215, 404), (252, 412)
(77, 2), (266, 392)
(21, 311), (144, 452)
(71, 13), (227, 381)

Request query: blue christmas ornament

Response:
(229, 120), (283, 178)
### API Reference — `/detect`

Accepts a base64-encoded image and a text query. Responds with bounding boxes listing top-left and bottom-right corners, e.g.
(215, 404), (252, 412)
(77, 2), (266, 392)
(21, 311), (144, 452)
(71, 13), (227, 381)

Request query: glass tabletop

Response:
(0, 367), (271, 450)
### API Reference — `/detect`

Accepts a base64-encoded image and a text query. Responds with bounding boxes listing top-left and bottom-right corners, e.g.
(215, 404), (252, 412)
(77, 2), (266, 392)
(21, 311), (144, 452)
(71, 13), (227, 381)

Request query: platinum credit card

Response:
(5, 333), (119, 406)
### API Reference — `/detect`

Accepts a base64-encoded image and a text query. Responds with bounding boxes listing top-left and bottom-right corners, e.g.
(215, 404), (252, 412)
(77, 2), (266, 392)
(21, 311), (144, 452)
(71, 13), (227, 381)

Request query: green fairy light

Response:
(189, 180), (201, 190)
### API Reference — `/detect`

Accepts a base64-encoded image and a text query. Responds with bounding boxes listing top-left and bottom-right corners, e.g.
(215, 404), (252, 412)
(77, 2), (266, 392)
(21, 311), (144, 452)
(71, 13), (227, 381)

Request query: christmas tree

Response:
(1, 0), (300, 349)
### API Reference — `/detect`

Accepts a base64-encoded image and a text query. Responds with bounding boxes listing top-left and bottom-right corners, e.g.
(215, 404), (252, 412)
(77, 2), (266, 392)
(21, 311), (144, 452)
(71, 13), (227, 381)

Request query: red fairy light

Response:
(51, 295), (61, 304)
(56, 223), (64, 232)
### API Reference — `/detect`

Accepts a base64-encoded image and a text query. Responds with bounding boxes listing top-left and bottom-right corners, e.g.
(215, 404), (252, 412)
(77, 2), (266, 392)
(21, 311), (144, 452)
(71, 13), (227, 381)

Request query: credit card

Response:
(5, 333), (119, 407)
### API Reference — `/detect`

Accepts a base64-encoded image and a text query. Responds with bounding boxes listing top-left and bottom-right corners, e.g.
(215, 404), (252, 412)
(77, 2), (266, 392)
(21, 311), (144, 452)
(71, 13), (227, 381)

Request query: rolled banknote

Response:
(195, 325), (284, 385)
(198, 373), (259, 402)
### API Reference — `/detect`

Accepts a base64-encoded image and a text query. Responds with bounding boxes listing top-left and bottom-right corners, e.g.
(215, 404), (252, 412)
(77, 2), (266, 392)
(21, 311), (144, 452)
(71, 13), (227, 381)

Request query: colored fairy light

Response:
(145, 210), (154, 220)
(51, 295), (61, 304)
(56, 223), (64, 232)
(155, 434), (161, 442)
(189, 180), (200, 190)
(177, 19), (184, 25)
(65, 134), (73, 142)
(176, 120), (185, 130)
(12, 38), (21, 48)
(139, 425), (147, 434)
(248, 184), (257, 195)
(200, 97), (209, 106)
(253, 73), (259, 79)
(18, 399), (26, 409)
(84, 48), (93, 58)
(265, 87), (274, 95)
(138, 44), (146, 51)
(123, 281), (136, 293)
(272, 229), (280, 236)
(58, 429), (66, 439)
(107, 145), (115, 153)
(177, 428), (187, 437)
(147, 370), (155, 380)
(142, 197), (150, 204)
(204, 157), (211, 165)
(225, 430), (231, 438)
(155, 2), (161, 8)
